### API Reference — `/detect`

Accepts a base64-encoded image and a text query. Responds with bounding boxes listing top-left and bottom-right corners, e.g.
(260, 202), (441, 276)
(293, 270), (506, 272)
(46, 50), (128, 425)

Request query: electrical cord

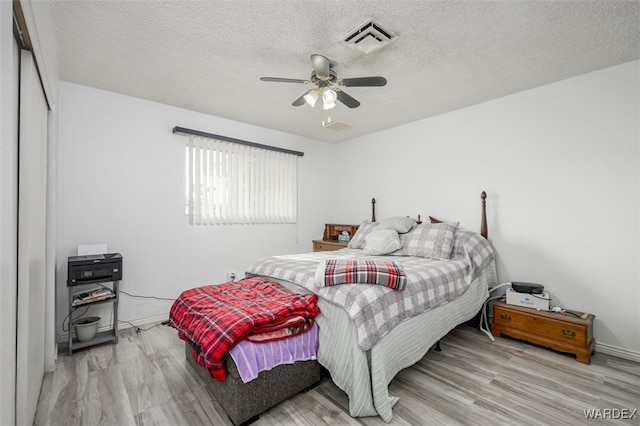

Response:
(62, 305), (90, 332)
(479, 282), (512, 341)
(119, 290), (175, 302)
(116, 291), (174, 332)
(530, 292), (551, 300)
(118, 319), (169, 333)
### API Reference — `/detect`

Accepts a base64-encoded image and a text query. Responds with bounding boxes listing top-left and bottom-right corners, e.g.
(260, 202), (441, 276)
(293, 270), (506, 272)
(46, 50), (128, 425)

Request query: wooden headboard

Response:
(369, 190), (488, 239)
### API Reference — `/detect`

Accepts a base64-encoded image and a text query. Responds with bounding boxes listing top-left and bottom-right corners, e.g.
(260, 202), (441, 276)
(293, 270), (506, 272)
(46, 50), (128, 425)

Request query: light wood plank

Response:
(35, 324), (640, 426)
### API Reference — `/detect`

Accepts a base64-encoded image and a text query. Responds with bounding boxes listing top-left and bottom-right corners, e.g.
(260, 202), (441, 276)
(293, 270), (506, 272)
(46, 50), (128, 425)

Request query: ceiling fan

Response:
(260, 54), (387, 110)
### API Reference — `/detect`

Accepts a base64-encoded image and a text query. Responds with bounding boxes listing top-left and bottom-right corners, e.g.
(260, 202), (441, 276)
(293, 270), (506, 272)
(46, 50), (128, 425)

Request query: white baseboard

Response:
(596, 342), (640, 363)
(117, 313), (169, 330)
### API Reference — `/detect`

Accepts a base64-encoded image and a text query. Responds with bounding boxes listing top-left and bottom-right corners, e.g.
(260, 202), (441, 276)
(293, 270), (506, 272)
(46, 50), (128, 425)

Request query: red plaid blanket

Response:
(168, 276), (320, 381)
(320, 259), (407, 291)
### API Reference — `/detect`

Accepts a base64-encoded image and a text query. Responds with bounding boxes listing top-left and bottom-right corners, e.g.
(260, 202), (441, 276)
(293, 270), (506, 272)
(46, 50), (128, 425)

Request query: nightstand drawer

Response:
(494, 308), (588, 345)
(312, 240), (347, 252)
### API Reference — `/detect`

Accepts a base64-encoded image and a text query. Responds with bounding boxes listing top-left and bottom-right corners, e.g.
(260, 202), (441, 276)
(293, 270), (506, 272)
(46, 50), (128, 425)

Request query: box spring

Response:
(184, 343), (321, 425)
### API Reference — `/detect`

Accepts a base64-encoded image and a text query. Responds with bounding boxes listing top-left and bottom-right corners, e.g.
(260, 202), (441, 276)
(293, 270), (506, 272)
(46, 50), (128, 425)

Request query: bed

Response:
(244, 191), (497, 422)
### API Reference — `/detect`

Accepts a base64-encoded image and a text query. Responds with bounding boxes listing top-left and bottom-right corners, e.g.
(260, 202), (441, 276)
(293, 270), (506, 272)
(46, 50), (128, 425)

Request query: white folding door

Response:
(15, 49), (48, 426)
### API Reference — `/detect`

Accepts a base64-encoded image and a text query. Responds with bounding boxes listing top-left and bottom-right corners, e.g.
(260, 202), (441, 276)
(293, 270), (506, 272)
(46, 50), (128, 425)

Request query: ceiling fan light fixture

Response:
(303, 89), (319, 107)
(322, 88), (337, 110)
(260, 53), (386, 110)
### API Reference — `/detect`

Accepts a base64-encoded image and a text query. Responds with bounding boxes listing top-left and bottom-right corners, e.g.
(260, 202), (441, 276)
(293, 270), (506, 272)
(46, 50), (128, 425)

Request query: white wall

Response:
(331, 60), (640, 357)
(56, 82), (334, 333)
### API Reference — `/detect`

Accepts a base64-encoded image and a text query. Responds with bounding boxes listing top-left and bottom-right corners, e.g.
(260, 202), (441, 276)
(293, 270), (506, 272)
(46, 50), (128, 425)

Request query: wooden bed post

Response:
(480, 191), (488, 239)
(371, 198), (376, 222)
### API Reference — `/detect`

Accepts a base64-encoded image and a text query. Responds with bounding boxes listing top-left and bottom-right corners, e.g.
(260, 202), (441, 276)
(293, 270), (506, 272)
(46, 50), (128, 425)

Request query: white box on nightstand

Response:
(505, 287), (550, 310)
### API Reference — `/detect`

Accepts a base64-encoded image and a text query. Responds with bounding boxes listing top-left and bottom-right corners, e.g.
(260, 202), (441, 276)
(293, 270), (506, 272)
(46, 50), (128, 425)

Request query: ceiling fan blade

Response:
(292, 93), (307, 106)
(336, 90), (361, 109)
(260, 77), (308, 84)
(310, 54), (331, 79)
(341, 76), (387, 87)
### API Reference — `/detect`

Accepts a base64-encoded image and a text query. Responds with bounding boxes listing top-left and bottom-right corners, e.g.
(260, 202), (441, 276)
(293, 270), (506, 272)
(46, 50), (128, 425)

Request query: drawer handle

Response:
(500, 314), (511, 322)
(562, 329), (576, 338)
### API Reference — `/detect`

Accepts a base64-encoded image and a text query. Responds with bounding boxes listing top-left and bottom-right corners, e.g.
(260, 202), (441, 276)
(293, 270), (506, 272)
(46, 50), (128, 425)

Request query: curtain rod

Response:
(173, 126), (304, 157)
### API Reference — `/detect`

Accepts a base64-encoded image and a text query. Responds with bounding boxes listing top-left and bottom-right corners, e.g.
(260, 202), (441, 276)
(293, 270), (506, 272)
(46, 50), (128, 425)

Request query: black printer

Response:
(67, 252), (123, 286)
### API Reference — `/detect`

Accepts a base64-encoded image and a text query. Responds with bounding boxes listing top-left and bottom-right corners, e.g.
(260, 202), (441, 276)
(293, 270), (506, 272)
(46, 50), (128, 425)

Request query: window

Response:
(185, 135), (298, 225)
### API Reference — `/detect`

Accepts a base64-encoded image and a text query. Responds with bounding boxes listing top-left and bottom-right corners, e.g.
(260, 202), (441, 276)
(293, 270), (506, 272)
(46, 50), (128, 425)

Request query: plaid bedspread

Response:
(168, 276), (320, 381)
(247, 230), (494, 350)
(319, 259), (407, 290)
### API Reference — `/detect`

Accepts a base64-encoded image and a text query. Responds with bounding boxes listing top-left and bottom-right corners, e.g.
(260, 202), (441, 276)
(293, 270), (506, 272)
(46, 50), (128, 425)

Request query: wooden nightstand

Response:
(313, 223), (359, 252)
(312, 240), (348, 252)
(491, 300), (595, 364)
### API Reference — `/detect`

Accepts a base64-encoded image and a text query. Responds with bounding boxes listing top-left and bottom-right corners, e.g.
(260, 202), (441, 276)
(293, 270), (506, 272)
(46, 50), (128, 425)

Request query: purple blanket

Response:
(228, 322), (319, 383)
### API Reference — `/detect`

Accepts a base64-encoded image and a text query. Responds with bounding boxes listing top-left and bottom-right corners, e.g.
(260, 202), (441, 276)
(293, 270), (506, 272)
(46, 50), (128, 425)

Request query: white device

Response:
(505, 287), (550, 310)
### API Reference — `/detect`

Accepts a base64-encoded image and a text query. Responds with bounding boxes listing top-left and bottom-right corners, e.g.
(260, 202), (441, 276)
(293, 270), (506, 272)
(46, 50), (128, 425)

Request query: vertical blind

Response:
(186, 135), (298, 225)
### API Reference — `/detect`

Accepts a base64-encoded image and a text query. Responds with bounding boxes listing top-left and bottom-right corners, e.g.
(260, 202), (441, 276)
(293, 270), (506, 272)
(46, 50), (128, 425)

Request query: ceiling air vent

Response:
(341, 18), (398, 54)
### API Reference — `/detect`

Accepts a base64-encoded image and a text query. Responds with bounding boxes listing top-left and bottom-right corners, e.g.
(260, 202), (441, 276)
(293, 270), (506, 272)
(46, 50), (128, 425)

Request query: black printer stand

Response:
(67, 280), (119, 355)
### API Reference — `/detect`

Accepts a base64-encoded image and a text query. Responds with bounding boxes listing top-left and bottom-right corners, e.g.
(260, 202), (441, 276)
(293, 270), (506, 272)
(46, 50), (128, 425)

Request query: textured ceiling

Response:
(50, 0), (639, 143)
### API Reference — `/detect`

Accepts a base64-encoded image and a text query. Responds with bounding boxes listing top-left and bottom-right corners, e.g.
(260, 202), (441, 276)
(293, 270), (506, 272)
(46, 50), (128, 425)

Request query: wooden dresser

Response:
(491, 300), (595, 364)
(313, 223), (359, 252)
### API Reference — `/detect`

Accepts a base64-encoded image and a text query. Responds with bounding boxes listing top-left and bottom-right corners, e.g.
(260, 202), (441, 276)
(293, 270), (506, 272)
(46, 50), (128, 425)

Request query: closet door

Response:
(15, 49), (48, 426)
(0, 20), (20, 426)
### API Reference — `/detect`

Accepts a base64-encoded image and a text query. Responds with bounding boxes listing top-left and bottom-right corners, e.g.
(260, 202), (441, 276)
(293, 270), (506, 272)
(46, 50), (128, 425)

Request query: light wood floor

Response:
(35, 324), (639, 426)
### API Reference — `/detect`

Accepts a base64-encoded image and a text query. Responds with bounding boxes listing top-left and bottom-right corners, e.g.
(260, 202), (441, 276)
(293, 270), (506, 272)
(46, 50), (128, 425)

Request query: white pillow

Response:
(378, 216), (417, 234)
(348, 220), (379, 249)
(363, 229), (402, 255)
